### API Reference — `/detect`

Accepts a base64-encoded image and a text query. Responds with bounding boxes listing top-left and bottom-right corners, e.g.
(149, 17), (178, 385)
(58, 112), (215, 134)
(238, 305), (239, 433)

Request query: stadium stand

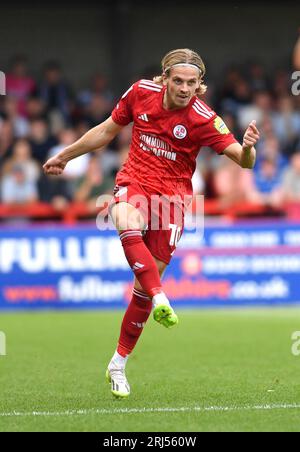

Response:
(1, 56), (300, 222)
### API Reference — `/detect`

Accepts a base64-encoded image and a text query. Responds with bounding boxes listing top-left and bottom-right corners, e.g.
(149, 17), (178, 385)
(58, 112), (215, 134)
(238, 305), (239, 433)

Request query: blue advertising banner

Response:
(0, 221), (300, 310)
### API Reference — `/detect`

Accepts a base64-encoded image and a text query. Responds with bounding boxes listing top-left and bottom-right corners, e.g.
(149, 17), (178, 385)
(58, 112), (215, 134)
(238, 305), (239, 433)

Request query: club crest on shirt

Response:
(173, 125), (187, 139)
(214, 116), (230, 135)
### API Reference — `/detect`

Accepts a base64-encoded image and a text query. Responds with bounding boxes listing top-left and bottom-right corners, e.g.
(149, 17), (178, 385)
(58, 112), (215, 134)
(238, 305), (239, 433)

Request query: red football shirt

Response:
(111, 79), (238, 200)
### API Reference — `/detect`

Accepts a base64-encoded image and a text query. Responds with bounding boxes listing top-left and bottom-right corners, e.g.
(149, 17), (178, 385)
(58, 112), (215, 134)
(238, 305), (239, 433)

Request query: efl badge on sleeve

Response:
(214, 116), (230, 135)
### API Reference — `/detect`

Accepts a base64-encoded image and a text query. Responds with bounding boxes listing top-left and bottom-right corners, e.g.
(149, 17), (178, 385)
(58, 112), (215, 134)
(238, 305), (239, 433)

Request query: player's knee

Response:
(154, 258), (168, 277)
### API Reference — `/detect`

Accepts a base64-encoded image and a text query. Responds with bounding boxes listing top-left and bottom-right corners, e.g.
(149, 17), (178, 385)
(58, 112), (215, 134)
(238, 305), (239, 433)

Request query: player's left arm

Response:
(223, 120), (259, 169)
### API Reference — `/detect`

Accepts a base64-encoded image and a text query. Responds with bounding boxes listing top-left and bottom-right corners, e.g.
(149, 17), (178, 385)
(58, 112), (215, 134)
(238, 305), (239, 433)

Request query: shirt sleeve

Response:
(199, 115), (238, 155)
(111, 84), (136, 126)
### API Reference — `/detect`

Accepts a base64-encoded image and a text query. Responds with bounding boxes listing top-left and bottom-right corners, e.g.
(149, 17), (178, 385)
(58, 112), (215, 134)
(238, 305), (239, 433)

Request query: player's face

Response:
(164, 66), (200, 109)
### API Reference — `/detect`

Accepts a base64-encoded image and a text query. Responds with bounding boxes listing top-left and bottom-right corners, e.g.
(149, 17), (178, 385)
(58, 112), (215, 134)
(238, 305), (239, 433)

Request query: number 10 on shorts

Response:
(169, 224), (181, 247)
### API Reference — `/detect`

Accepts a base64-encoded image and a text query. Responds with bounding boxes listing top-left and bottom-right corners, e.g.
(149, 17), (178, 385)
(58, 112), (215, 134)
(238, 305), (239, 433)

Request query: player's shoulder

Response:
(119, 79), (162, 112)
(120, 79), (162, 102)
(135, 79), (163, 96)
(189, 97), (217, 124)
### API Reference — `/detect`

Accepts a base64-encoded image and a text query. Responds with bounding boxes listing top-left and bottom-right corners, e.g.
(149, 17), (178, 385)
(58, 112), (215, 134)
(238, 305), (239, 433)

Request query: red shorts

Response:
(109, 182), (185, 265)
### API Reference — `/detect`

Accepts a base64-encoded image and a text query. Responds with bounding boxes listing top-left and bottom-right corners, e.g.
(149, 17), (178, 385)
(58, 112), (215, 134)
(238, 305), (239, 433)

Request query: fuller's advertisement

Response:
(1, 221), (300, 310)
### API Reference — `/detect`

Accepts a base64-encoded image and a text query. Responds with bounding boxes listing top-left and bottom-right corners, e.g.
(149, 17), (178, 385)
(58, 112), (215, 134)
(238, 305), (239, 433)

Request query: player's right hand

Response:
(43, 155), (67, 176)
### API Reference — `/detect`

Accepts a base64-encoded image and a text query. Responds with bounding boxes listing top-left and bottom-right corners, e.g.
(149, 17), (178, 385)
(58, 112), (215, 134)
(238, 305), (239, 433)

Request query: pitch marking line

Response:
(1, 404), (300, 418)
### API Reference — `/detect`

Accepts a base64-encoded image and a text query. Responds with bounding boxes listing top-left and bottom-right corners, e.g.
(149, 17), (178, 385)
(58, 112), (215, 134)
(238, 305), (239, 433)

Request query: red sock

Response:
(119, 230), (162, 298)
(117, 289), (153, 357)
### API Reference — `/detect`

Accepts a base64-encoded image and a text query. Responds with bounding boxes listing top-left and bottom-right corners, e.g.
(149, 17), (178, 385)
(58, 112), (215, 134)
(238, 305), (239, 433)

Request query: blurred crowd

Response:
(1, 55), (300, 218)
(198, 63), (300, 211)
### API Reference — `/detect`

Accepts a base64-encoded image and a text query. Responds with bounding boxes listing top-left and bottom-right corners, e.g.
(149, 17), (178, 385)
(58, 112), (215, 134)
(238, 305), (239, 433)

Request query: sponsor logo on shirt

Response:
(139, 133), (177, 161)
(214, 116), (230, 135)
(173, 125), (187, 139)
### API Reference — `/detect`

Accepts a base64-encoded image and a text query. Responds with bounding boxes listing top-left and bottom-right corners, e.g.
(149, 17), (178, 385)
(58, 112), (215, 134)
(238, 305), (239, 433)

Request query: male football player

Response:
(44, 48), (259, 398)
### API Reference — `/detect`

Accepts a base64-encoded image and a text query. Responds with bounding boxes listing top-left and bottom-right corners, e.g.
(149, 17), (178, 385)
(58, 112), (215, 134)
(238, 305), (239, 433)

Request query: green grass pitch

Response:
(1, 308), (300, 432)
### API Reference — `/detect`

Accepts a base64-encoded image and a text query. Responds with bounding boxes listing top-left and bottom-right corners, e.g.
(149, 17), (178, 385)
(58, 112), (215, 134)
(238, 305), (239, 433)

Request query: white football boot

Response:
(106, 366), (130, 398)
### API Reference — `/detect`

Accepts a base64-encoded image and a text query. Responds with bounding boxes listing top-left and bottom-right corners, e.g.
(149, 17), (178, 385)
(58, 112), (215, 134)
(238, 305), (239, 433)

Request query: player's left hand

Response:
(242, 120), (260, 151)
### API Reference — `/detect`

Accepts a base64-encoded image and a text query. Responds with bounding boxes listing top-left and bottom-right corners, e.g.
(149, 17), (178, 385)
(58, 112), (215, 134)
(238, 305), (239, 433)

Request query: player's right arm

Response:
(43, 117), (123, 176)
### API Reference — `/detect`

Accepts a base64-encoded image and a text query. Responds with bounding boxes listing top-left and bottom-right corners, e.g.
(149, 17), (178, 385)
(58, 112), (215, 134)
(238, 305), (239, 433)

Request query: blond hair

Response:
(153, 48), (207, 97)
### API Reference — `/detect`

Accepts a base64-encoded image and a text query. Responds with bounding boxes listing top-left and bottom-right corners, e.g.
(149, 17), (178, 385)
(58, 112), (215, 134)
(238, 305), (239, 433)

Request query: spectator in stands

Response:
(255, 134), (288, 173)
(272, 69), (291, 97)
(216, 66), (243, 107)
(1, 138), (40, 180)
(38, 61), (73, 124)
(74, 119), (90, 139)
(5, 56), (36, 117)
(0, 139), (39, 204)
(219, 75), (252, 116)
(25, 96), (46, 121)
(247, 62), (270, 92)
(1, 96), (29, 138)
(259, 115), (276, 142)
(246, 158), (283, 207)
(272, 95), (300, 156)
(77, 73), (114, 108)
(238, 90), (273, 131)
(74, 155), (114, 210)
(83, 93), (112, 128)
(47, 128), (89, 196)
(213, 158), (253, 207)
(38, 173), (72, 211)
(281, 152), (300, 201)
(0, 165), (38, 205)
(29, 118), (57, 164)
